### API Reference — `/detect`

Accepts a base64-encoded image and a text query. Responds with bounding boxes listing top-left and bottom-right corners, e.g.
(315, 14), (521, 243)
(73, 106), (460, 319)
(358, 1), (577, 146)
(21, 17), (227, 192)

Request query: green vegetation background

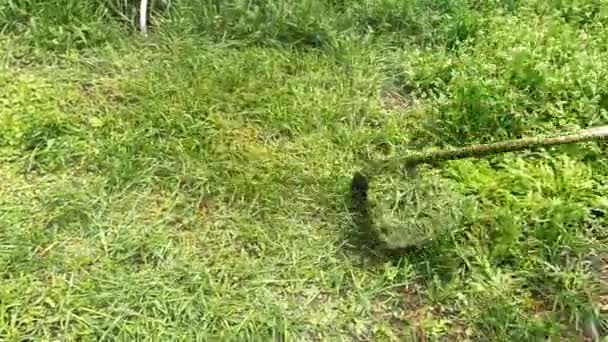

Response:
(1, 0), (608, 340)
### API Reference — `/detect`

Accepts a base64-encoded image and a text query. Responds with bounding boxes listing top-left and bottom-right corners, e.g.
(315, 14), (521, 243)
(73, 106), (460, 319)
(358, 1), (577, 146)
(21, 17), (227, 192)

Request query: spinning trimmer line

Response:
(350, 125), (608, 252)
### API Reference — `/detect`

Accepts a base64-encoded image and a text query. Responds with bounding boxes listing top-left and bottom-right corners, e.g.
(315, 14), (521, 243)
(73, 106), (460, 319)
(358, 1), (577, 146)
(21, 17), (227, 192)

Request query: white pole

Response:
(139, 0), (148, 35)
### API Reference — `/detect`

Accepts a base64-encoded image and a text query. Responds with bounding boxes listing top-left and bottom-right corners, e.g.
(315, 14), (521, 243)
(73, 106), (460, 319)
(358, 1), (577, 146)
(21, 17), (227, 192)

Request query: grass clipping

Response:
(367, 168), (465, 251)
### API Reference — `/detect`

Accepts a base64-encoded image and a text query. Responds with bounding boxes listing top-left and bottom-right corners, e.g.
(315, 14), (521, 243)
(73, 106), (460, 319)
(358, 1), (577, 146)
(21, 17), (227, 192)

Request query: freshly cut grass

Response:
(1, 0), (608, 340)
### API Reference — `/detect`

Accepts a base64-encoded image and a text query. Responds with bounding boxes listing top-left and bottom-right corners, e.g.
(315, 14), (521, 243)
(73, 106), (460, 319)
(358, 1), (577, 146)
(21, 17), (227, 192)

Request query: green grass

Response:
(2, 0), (608, 340)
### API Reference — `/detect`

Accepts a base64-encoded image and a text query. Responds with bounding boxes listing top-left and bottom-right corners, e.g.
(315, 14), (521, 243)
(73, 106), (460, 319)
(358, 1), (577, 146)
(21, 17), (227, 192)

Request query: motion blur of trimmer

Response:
(350, 125), (608, 253)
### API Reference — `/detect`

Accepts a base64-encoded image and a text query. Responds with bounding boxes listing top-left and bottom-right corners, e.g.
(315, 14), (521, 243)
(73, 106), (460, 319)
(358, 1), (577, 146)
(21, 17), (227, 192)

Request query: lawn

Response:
(1, 0), (608, 340)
